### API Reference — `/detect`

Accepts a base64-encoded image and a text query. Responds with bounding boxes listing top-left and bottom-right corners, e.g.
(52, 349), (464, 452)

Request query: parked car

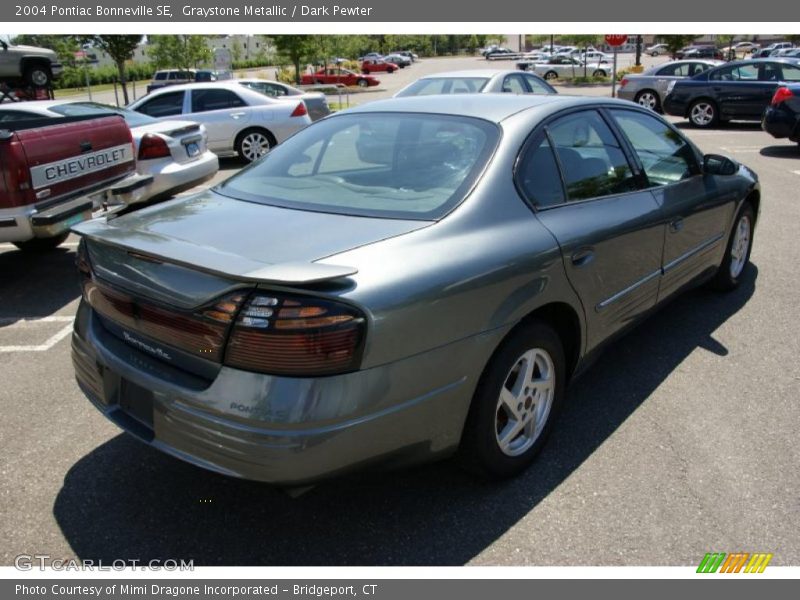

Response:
(720, 41), (760, 57)
(395, 69), (556, 97)
(300, 67), (379, 88)
(0, 39), (62, 87)
(358, 52), (383, 61)
(617, 60), (723, 112)
(531, 56), (609, 80)
(0, 100), (219, 204)
(762, 84), (800, 145)
(127, 82), (312, 162)
(516, 54), (551, 71)
(71, 95), (759, 484)
(679, 46), (724, 61)
(0, 115), (135, 252)
(390, 50), (418, 62)
(383, 53), (412, 68)
(753, 43), (794, 58)
(361, 58), (399, 74)
(147, 69), (202, 93)
(663, 58), (800, 128)
(779, 49), (800, 59)
(579, 50), (611, 63)
(235, 78), (331, 122)
(645, 43), (669, 56)
(485, 48), (516, 59)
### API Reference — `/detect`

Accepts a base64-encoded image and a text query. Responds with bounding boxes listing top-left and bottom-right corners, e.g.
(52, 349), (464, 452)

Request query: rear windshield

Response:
(396, 77), (490, 97)
(216, 112), (499, 220)
(48, 102), (157, 128)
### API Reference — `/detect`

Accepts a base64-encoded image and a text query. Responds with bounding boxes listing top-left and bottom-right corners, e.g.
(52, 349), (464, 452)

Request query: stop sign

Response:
(605, 34), (628, 47)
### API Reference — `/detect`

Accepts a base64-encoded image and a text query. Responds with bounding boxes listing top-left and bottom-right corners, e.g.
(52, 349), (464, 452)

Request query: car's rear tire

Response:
(635, 89), (661, 112)
(651, 51), (659, 57)
(711, 203), (755, 291)
(13, 232), (69, 253)
(235, 128), (274, 163)
(356, 78), (369, 88)
(23, 63), (52, 87)
(544, 71), (558, 81)
(459, 320), (565, 479)
(387, 68), (395, 73)
(688, 99), (719, 128)
(592, 69), (606, 77)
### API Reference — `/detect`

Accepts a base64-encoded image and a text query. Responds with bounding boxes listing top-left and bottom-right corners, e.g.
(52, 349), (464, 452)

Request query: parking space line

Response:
(0, 316), (74, 353)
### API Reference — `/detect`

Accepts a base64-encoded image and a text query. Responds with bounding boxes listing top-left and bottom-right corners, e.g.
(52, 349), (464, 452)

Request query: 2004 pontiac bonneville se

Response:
(71, 95), (759, 484)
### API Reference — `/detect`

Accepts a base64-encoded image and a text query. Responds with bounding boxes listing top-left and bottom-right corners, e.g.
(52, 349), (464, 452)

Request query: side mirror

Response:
(703, 153), (738, 176)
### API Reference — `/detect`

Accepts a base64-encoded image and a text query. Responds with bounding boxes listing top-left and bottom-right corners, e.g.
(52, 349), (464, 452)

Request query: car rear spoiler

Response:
(73, 219), (358, 285)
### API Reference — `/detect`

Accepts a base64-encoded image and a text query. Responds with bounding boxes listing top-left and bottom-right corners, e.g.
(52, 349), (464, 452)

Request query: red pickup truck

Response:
(0, 115), (136, 252)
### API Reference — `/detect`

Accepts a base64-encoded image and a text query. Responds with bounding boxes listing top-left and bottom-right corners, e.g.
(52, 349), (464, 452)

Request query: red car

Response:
(300, 67), (379, 88)
(360, 59), (399, 74)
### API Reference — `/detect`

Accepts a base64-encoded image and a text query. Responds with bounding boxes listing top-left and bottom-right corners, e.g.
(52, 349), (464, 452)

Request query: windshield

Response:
(216, 112), (499, 220)
(396, 77), (490, 97)
(48, 102), (158, 128)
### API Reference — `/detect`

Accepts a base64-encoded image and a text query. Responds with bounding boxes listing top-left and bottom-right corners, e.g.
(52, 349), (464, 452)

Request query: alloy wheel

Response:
(690, 102), (715, 126)
(637, 91), (659, 110)
(729, 214), (751, 279)
(239, 132), (270, 162)
(495, 348), (555, 457)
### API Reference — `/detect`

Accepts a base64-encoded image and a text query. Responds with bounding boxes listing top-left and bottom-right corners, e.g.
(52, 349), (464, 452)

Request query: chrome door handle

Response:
(230, 112), (246, 118)
(669, 218), (684, 233)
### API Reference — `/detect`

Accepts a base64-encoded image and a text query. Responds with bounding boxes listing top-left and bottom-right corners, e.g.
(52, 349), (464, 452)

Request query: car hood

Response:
(74, 189), (430, 286)
(10, 44), (57, 58)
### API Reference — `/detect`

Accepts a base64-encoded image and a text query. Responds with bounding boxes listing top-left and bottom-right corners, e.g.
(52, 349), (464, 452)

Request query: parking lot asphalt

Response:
(1, 55), (799, 567)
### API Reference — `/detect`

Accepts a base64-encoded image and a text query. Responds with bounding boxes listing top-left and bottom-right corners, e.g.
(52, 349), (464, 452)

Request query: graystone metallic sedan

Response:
(71, 95), (760, 485)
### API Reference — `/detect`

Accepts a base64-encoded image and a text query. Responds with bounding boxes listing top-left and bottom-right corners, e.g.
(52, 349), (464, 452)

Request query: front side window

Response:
(136, 91), (184, 117)
(216, 113), (499, 220)
(610, 109), (697, 187)
(545, 110), (637, 201)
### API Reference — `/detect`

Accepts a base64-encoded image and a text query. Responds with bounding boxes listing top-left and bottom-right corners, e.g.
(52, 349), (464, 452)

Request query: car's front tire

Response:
(711, 202), (755, 291)
(24, 63), (52, 87)
(356, 78), (369, 88)
(592, 69), (606, 77)
(544, 71), (558, 81)
(460, 320), (565, 479)
(635, 89), (661, 112)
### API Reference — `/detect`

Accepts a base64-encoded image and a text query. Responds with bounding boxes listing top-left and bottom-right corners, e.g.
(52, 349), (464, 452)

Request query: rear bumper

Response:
(762, 106), (800, 141)
(616, 89), (637, 102)
(111, 151), (219, 205)
(0, 191), (104, 243)
(72, 301), (507, 485)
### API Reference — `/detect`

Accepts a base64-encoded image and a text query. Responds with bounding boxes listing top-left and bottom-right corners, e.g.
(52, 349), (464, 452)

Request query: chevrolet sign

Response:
(29, 143), (134, 190)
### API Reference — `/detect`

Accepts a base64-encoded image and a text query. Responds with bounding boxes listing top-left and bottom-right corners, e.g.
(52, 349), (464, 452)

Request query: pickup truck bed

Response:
(0, 114), (135, 251)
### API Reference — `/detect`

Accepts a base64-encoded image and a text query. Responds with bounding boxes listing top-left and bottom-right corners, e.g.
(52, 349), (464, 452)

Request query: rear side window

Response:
(396, 77), (488, 96)
(502, 74), (527, 94)
(545, 110), (637, 202)
(524, 75), (554, 94)
(153, 71), (168, 81)
(136, 91), (184, 117)
(780, 64), (800, 81)
(710, 64), (758, 81)
(516, 133), (565, 207)
(0, 110), (38, 122)
(191, 89), (247, 112)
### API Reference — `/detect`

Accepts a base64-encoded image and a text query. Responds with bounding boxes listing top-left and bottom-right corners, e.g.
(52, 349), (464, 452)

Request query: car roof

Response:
(415, 69), (542, 79)
(727, 57), (800, 65)
(347, 94), (633, 123)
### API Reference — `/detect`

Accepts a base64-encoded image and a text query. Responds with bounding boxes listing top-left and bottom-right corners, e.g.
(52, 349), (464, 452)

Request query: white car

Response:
(0, 100), (219, 206)
(531, 56), (610, 80)
(128, 82), (313, 163)
(577, 50), (611, 63)
(646, 43), (669, 56)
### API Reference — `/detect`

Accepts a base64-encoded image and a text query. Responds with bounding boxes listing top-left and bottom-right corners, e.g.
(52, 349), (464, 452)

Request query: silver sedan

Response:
(234, 78), (331, 122)
(127, 82), (313, 163)
(617, 60), (723, 112)
(394, 69), (556, 97)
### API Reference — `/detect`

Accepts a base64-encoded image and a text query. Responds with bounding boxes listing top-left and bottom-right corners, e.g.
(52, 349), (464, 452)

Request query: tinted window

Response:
(136, 91), (184, 117)
(191, 89), (247, 112)
(516, 133), (565, 207)
(657, 62), (710, 77)
(759, 63), (782, 82)
(710, 64), (758, 81)
(0, 110), (38, 122)
(243, 81), (288, 97)
(502, 74), (527, 93)
(217, 113), (499, 220)
(396, 77), (489, 96)
(611, 110), (697, 187)
(546, 110), (637, 201)
(154, 72), (168, 81)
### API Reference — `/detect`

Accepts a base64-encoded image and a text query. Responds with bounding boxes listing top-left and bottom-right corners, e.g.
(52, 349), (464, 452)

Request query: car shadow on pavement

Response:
(0, 246), (80, 322)
(759, 144), (800, 159)
(53, 265), (758, 565)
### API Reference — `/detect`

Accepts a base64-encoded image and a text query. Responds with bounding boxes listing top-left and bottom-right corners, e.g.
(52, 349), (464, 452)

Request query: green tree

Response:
(149, 35), (212, 71)
(659, 35), (700, 59)
(562, 34), (601, 77)
(271, 35), (314, 84)
(84, 35), (142, 104)
(231, 38), (243, 63)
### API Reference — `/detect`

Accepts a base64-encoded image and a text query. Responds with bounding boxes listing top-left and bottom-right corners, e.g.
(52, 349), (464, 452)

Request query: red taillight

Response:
(225, 292), (366, 376)
(619, 78), (628, 88)
(771, 87), (795, 106)
(290, 102), (308, 118)
(137, 133), (171, 160)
